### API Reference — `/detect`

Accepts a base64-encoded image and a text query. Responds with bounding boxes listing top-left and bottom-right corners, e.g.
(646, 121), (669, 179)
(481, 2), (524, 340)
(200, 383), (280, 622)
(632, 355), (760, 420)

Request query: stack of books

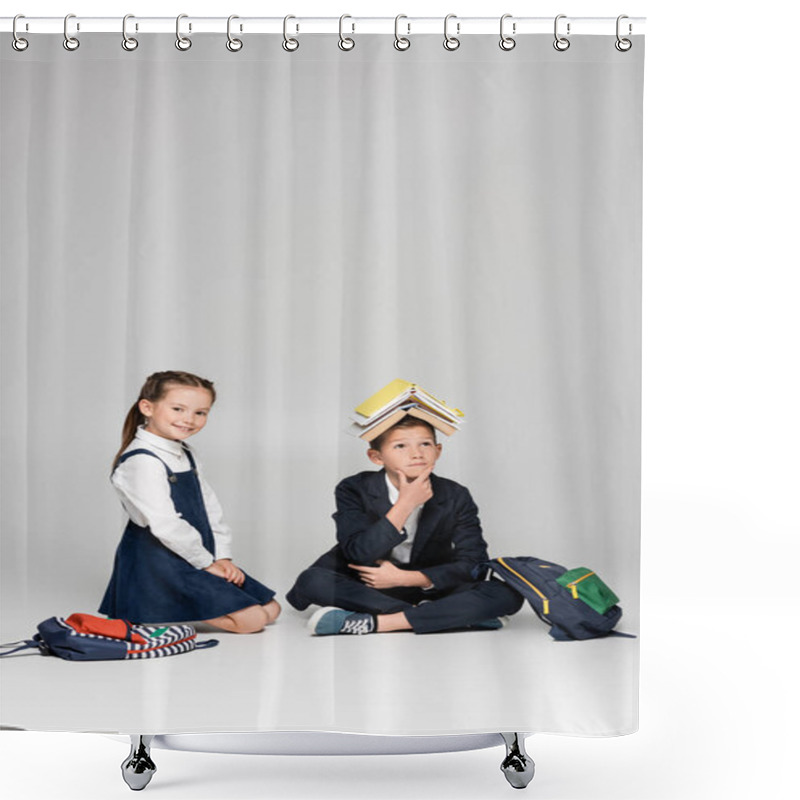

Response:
(348, 379), (464, 442)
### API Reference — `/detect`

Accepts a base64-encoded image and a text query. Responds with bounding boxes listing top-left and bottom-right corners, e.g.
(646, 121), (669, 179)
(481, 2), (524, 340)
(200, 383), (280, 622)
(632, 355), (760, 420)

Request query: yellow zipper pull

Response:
(567, 571), (595, 599)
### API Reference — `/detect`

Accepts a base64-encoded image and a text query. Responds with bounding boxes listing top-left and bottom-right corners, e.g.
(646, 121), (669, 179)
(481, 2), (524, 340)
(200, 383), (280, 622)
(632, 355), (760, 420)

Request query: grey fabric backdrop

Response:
(1, 32), (643, 733)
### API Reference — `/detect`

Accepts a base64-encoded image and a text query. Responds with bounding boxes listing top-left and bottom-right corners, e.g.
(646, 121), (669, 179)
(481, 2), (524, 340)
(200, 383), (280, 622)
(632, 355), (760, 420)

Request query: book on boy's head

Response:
(347, 379), (464, 441)
(405, 406), (458, 437)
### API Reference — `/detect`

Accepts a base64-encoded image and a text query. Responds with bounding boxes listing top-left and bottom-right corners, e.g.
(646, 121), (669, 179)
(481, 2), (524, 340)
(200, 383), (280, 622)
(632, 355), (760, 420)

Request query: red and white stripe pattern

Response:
(55, 617), (200, 659)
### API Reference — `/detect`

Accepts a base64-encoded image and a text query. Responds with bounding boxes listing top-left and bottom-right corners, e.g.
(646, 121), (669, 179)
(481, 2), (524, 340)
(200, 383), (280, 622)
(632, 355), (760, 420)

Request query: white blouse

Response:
(111, 426), (233, 569)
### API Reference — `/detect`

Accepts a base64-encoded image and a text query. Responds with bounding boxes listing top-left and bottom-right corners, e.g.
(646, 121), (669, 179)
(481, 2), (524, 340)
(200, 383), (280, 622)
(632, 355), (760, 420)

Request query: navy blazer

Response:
(310, 469), (489, 593)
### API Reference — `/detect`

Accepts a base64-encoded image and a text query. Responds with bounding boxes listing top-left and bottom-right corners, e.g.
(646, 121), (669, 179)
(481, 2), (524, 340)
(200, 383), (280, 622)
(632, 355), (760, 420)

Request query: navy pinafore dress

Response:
(99, 447), (275, 624)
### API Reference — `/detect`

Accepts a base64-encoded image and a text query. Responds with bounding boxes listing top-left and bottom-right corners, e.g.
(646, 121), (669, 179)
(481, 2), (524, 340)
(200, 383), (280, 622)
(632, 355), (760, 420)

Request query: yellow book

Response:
(354, 379), (464, 421)
(354, 379), (414, 417)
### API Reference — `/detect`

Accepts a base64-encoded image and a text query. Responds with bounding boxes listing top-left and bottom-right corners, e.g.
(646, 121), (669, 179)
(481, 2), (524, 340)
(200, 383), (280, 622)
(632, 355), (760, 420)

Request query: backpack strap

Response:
(549, 626), (637, 642)
(0, 639), (42, 657)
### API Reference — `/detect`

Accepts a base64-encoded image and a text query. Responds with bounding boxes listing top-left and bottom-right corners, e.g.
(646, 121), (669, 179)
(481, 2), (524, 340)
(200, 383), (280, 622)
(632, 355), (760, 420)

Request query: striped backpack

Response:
(0, 613), (219, 660)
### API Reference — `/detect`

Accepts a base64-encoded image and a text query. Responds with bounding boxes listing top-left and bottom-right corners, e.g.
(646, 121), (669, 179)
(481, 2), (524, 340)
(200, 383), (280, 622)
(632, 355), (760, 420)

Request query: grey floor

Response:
(1, 605), (636, 735)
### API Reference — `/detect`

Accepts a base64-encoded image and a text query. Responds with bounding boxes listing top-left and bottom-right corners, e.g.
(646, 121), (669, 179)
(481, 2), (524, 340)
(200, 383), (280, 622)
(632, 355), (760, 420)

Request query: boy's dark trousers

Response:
(286, 567), (523, 634)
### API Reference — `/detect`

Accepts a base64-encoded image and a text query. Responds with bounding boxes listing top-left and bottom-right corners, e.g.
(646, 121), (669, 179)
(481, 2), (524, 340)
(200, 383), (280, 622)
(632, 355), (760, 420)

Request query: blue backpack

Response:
(483, 556), (633, 641)
(0, 614), (219, 660)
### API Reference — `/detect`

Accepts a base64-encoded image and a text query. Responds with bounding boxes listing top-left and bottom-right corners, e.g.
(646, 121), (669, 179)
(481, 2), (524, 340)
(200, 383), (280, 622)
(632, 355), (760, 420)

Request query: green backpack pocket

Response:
(556, 568), (619, 615)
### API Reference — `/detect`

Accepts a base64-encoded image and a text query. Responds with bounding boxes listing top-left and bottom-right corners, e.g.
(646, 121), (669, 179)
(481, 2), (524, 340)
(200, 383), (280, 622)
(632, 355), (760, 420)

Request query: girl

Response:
(99, 371), (280, 633)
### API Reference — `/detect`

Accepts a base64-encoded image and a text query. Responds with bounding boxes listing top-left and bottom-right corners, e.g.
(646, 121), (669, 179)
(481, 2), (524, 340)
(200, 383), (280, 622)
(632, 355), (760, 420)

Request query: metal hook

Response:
(338, 14), (355, 51)
(615, 15), (632, 52)
(282, 15), (299, 52)
(443, 14), (460, 51)
(63, 13), (80, 51)
(553, 14), (570, 52)
(394, 14), (410, 51)
(499, 14), (516, 51)
(226, 15), (243, 52)
(122, 14), (138, 51)
(12, 14), (29, 52)
(175, 14), (192, 51)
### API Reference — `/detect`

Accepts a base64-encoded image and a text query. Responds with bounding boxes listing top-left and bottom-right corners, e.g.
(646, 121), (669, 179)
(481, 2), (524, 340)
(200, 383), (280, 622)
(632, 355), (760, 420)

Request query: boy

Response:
(286, 417), (522, 634)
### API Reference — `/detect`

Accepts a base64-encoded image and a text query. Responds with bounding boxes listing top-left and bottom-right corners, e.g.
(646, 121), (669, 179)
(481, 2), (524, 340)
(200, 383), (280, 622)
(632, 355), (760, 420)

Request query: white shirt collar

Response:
(385, 473), (399, 503)
(134, 425), (189, 459)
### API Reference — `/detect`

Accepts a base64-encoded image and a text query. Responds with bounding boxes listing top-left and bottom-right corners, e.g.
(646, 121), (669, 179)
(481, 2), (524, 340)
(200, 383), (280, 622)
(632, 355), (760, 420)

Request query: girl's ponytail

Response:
(112, 402), (145, 470)
(111, 371), (216, 472)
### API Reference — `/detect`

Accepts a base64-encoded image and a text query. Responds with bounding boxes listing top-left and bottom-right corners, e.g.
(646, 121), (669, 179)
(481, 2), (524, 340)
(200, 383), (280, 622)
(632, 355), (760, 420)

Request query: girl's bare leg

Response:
(204, 604), (269, 634)
(262, 599), (281, 624)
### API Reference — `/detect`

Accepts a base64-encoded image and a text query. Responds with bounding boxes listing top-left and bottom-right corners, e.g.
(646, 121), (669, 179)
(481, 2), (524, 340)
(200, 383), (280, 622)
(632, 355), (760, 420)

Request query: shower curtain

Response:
(1, 23), (643, 737)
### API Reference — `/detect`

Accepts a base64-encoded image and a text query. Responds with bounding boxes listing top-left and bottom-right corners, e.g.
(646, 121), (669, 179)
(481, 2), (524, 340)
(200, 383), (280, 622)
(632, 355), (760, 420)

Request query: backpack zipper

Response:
(497, 558), (550, 616)
(565, 571), (595, 599)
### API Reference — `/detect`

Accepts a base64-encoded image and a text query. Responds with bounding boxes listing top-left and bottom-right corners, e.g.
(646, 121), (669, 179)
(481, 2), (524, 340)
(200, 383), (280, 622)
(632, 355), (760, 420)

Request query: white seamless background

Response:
(1, 1), (797, 799)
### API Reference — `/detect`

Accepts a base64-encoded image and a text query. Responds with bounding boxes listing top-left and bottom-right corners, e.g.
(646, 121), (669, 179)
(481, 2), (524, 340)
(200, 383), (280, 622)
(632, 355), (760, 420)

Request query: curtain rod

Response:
(1, 16), (646, 36)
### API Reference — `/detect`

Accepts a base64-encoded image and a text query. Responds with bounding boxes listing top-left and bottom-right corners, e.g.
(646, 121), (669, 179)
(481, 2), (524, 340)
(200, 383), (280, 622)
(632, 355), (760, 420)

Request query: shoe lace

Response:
(340, 616), (372, 635)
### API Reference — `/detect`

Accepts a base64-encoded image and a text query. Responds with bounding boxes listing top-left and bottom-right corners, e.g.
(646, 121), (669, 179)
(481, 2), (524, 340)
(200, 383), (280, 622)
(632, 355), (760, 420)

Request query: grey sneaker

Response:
(308, 607), (376, 636)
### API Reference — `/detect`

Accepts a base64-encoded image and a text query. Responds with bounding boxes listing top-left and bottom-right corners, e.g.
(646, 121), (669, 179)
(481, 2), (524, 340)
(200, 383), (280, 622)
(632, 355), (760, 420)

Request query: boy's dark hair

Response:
(369, 416), (437, 451)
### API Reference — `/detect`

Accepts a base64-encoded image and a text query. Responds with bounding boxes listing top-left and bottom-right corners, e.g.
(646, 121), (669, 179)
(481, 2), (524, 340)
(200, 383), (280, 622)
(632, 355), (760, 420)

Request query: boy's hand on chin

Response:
(397, 466), (434, 506)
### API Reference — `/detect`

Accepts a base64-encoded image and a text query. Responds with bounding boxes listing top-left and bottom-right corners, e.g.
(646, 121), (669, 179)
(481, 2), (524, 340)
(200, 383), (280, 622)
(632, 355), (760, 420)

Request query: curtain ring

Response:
(338, 14), (355, 51)
(12, 15), (29, 52)
(394, 14), (410, 51)
(282, 15), (299, 51)
(63, 14), (80, 51)
(443, 14), (460, 51)
(122, 15), (139, 51)
(499, 14), (516, 51)
(553, 14), (570, 51)
(226, 15), (243, 52)
(615, 15), (632, 52)
(175, 14), (192, 51)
